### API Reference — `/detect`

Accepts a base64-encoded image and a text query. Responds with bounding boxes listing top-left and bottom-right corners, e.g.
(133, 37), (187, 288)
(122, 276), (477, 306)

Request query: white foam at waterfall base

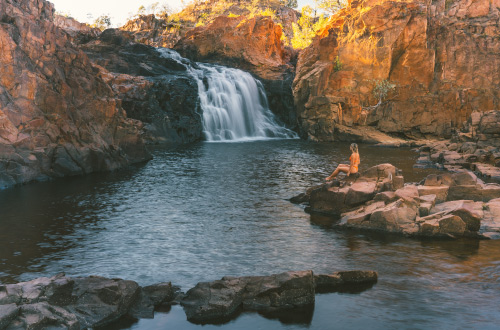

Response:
(157, 48), (298, 142)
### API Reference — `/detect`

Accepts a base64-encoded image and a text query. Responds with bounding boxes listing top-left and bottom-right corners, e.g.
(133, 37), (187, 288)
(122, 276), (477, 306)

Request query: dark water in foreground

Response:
(1, 140), (499, 329)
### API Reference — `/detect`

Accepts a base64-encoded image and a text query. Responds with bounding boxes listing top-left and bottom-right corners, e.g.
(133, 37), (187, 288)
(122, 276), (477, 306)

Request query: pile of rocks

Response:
(0, 274), (178, 329)
(0, 270), (377, 328)
(415, 111), (500, 182)
(292, 164), (500, 239)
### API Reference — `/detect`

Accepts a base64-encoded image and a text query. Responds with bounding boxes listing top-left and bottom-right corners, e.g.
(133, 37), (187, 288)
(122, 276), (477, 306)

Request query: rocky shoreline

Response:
(292, 163), (500, 240)
(0, 270), (377, 329)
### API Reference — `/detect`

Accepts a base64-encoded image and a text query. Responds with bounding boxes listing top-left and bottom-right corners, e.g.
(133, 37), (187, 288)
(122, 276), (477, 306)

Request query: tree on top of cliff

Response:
(280, 0), (298, 8)
(291, 6), (328, 49)
(314, 0), (347, 15)
(92, 14), (112, 31)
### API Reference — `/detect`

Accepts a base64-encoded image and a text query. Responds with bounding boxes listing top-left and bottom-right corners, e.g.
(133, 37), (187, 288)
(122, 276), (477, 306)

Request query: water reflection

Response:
(0, 140), (499, 329)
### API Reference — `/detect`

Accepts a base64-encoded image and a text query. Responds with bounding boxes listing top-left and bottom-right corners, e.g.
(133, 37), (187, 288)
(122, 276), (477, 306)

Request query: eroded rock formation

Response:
(80, 29), (203, 143)
(174, 15), (297, 127)
(416, 110), (500, 181)
(0, 0), (150, 189)
(293, 164), (500, 238)
(293, 0), (500, 141)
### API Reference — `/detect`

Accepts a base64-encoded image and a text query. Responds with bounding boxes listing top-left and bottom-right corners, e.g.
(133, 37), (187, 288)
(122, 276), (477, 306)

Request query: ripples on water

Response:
(0, 140), (499, 329)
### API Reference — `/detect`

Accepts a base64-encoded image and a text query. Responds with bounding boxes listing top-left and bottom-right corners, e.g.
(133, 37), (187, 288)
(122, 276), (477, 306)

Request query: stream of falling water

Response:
(158, 48), (297, 142)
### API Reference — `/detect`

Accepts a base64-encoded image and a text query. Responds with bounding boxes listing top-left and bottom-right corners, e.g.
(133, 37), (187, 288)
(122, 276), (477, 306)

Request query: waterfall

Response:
(158, 48), (297, 142)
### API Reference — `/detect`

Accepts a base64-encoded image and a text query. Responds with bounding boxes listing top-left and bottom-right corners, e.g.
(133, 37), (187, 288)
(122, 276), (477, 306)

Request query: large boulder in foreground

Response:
(0, 274), (179, 329)
(181, 270), (377, 323)
(294, 164), (500, 239)
(0, 270), (377, 328)
(0, 0), (150, 189)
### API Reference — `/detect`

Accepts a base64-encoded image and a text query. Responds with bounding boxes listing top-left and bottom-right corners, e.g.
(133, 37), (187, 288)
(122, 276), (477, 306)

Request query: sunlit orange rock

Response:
(174, 14), (297, 127)
(293, 0), (500, 141)
(0, 0), (150, 188)
(175, 15), (287, 80)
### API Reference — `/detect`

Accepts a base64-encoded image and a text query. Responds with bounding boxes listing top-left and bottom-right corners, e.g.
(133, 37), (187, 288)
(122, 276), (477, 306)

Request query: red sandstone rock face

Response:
(174, 15), (288, 81)
(0, 0), (149, 188)
(293, 0), (500, 141)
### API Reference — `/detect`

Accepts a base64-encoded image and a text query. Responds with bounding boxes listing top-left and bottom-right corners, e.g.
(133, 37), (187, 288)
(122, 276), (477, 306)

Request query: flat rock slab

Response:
(181, 270), (315, 323)
(181, 269), (378, 324)
(314, 271), (378, 293)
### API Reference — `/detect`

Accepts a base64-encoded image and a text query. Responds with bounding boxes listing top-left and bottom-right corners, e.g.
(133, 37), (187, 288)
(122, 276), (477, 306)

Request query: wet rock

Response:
(129, 282), (180, 318)
(65, 276), (140, 328)
(314, 271), (378, 293)
(81, 29), (203, 144)
(0, 304), (18, 329)
(174, 15), (296, 128)
(181, 270), (315, 323)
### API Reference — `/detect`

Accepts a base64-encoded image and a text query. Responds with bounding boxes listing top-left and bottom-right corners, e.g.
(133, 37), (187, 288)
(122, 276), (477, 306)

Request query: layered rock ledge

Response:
(0, 270), (377, 328)
(415, 110), (500, 183)
(292, 164), (500, 239)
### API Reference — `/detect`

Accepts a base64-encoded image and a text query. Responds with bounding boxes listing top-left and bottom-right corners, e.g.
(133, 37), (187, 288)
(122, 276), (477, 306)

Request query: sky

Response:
(48, 0), (314, 27)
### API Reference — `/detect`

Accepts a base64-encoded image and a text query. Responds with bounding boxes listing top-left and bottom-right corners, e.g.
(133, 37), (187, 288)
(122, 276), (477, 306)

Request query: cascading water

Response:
(158, 48), (297, 142)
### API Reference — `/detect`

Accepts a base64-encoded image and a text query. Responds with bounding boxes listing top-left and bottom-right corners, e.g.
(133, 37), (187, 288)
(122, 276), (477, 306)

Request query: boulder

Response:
(65, 276), (140, 328)
(308, 164), (398, 215)
(128, 282), (180, 318)
(301, 164), (499, 239)
(314, 271), (378, 293)
(181, 270), (315, 323)
(418, 185), (449, 203)
(9, 302), (80, 330)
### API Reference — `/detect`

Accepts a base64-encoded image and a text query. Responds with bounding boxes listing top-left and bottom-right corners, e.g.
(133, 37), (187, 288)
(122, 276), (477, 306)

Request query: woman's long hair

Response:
(350, 143), (358, 153)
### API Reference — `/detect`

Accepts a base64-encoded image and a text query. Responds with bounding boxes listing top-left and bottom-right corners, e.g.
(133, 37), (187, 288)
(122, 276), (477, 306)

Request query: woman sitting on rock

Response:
(326, 143), (360, 181)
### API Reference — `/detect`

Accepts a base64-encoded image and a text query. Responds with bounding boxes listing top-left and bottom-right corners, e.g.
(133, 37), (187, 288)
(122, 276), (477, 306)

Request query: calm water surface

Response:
(1, 140), (499, 329)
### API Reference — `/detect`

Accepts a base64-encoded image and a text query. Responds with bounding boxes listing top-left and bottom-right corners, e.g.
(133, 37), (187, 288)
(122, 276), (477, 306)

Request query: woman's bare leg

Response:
(326, 165), (350, 180)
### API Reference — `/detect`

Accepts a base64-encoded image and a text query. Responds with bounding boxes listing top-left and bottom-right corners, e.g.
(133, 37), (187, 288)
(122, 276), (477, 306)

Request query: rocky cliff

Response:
(0, 0), (150, 189)
(120, 14), (188, 48)
(174, 15), (297, 127)
(293, 0), (500, 141)
(80, 29), (203, 144)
